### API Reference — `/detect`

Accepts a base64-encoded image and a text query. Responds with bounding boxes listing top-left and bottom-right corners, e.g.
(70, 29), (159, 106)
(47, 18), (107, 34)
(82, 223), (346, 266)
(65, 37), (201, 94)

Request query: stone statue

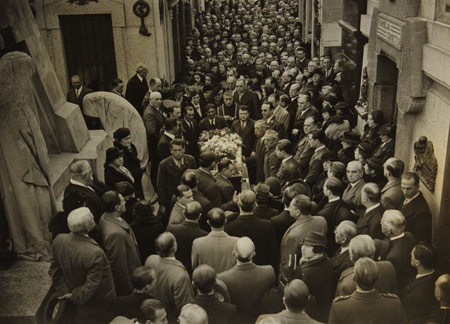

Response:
(413, 136), (438, 192)
(0, 52), (56, 258)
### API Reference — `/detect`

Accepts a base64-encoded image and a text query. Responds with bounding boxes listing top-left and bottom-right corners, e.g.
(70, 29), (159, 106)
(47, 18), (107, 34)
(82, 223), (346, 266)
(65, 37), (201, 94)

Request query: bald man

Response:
(217, 237), (276, 324)
(426, 274), (450, 324)
(342, 161), (366, 216)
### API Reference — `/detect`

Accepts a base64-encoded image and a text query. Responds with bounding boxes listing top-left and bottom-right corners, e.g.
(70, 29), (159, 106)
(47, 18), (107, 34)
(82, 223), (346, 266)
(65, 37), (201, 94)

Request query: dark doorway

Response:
(172, 1), (191, 77)
(59, 14), (117, 91)
(375, 53), (398, 122)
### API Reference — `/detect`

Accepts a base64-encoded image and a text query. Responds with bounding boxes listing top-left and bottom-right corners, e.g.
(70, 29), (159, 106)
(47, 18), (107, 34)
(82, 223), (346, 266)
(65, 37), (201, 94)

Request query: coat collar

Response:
(234, 262), (256, 270)
(382, 178), (401, 193)
(102, 213), (130, 231)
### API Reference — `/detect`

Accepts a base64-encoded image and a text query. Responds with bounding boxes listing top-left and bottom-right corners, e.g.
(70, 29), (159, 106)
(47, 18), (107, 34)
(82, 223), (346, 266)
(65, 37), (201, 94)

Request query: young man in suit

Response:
(157, 117), (180, 161)
(231, 105), (256, 158)
(198, 103), (228, 132)
(181, 106), (200, 161)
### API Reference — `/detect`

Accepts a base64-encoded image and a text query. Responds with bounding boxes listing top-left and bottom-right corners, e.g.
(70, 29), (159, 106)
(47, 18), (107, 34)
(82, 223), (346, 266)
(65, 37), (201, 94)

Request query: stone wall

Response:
(35, 0), (175, 94)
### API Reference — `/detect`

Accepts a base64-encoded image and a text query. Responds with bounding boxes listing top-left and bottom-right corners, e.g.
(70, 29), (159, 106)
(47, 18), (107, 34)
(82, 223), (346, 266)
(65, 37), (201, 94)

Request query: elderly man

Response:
(342, 161), (366, 216)
(275, 139), (300, 186)
(217, 237), (276, 324)
(400, 172), (432, 242)
(336, 234), (397, 297)
(145, 232), (194, 322)
(329, 258), (408, 324)
(190, 265), (237, 324)
(66, 75), (95, 128)
(125, 63), (149, 115)
(178, 304), (208, 324)
(99, 191), (141, 296)
(426, 274), (450, 324)
(167, 201), (207, 275)
(375, 210), (416, 291)
(63, 160), (105, 222)
(331, 221), (358, 285)
(357, 183), (385, 239)
(225, 190), (279, 269)
(49, 207), (116, 324)
(381, 158), (405, 210)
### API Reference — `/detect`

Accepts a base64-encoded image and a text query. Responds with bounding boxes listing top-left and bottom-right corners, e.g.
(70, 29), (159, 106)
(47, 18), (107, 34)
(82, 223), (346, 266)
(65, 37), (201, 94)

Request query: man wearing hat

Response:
(298, 231), (334, 322)
(373, 124), (395, 162)
(338, 131), (360, 166)
(217, 237), (276, 324)
(364, 157), (387, 189)
(253, 183), (279, 220)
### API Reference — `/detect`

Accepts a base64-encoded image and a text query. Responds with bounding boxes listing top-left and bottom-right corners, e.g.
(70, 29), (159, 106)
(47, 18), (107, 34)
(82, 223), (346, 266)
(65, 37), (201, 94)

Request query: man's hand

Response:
(292, 129), (299, 135)
(58, 293), (73, 301)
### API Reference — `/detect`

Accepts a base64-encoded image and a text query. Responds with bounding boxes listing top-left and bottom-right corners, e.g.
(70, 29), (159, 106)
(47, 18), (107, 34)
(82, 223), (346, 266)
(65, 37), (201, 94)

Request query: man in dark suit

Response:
(143, 91), (165, 186)
(231, 105), (256, 158)
(66, 74), (97, 129)
(157, 139), (196, 212)
(49, 207), (116, 324)
(292, 93), (319, 144)
(157, 118), (179, 161)
(190, 264), (237, 324)
(247, 120), (269, 184)
(98, 191), (142, 297)
(216, 159), (235, 204)
(287, 83), (301, 133)
(331, 221), (357, 287)
(63, 160), (105, 223)
(111, 78), (125, 98)
(342, 161), (366, 216)
(318, 178), (354, 257)
(375, 210), (416, 292)
(145, 232), (194, 322)
(275, 139), (300, 187)
(225, 190), (279, 270)
(401, 242), (440, 324)
(198, 104), (228, 133)
(253, 183), (279, 220)
(357, 183), (385, 239)
(400, 172), (432, 242)
(336, 234), (398, 297)
(125, 63), (149, 116)
(166, 201), (207, 275)
(261, 101), (288, 140)
(305, 130), (330, 187)
(329, 258), (408, 324)
(181, 106), (200, 161)
(295, 47), (310, 73)
(270, 186), (298, 245)
(234, 79), (260, 119)
(217, 237), (276, 324)
(293, 116), (319, 176)
(381, 158), (405, 210)
(323, 57), (336, 82)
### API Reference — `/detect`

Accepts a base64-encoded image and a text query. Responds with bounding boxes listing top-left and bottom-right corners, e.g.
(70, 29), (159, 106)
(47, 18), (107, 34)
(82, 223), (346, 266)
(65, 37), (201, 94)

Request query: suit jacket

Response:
(270, 210), (296, 246)
(125, 74), (149, 115)
(157, 154), (196, 206)
(400, 272), (440, 324)
(63, 182), (105, 223)
(329, 290), (408, 324)
(356, 204), (385, 240)
(342, 179), (366, 216)
(189, 168), (222, 207)
(401, 192), (432, 242)
(181, 118), (200, 159)
(280, 215), (327, 268)
(266, 118), (288, 139)
(257, 310), (322, 324)
(373, 139), (395, 162)
(192, 231), (239, 273)
(143, 104), (165, 153)
(49, 233), (116, 306)
(252, 138), (266, 183)
(324, 68), (336, 82)
(277, 156), (301, 187)
(273, 106), (290, 131)
(166, 220), (207, 275)
(234, 90), (260, 119)
(145, 255), (194, 321)
(305, 146), (329, 186)
(168, 202), (185, 225)
(190, 295), (237, 324)
(131, 216), (163, 263)
(293, 106), (320, 141)
(225, 213), (279, 269)
(112, 292), (151, 319)
(193, 190), (213, 231)
(216, 174), (235, 203)
(301, 255), (334, 322)
(253, 204), (279, 220)
(231, 119), (256, 157)
(198, 116), (228, 132)
(375, 232), (416, 291)
(67, 86), (92, 110)
(294, 136), (315, 175)
(381, 179), (405, 210)
(264, 147), (281, 180)
(98, 214), (141, 297)
(296, 57), (310, 73)
(336, 260), (397, 297)
(157, 133), (173, 161)
(331, 248), (353, 287)
(217, 263), (276, 324)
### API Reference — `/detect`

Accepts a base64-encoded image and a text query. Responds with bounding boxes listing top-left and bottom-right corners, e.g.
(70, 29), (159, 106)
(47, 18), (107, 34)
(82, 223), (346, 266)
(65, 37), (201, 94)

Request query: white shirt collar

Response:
(416, 270), (435, 279)
(365, 203), (380, 213)
(164, 131), (176, 140)
(70, 179), (94, 191)
(404, 192), (420, 204)
(315, 145), (325, 153)
(328, 197), (340, 203)
(282, 155), (292, 164)
(350, 179), (363, 187)
(341, 246), (349, 253)
(137, 74), (144, 82)
(390, 232), (405, 241)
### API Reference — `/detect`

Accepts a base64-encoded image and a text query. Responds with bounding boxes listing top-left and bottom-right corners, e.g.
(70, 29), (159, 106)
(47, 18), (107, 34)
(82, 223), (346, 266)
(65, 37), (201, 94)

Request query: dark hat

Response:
(172, 84), (185, 94)
(203, 85), (214, 92)
(163, 99), (180, 109)
(328, 115), (344, 124)
(312, 67), (324, 76)
(340, 131), (361, 144)
(357, 142), (374, 155)
(255, 182), (273, 199)
(264, 176), (281, 197)
(113, 127), (131, 141)
(301, 231), (327, 248)
(199, 151), (216, 166)
(334, 102), (348, 110)
(105, 147), (123, 165)
(377, 124), (395, 136)
(366, 157), (384, 171)
(320, 151), (339, 162)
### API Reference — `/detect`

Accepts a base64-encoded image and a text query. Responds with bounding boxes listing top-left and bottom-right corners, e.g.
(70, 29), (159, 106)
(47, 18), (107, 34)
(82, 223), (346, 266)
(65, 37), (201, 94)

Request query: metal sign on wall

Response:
(377, 15), (403, 50)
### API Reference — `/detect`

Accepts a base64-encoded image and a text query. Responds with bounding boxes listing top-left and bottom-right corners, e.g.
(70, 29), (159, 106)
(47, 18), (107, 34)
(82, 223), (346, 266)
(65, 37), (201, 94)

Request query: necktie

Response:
(241, 121), (245, 129)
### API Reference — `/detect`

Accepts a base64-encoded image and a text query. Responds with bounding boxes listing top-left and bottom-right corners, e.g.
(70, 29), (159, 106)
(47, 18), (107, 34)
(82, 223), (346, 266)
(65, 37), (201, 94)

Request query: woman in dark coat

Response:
(104, 147), (135, 193)
(113, 128), (145, 199)
(361, 110), (385, 147)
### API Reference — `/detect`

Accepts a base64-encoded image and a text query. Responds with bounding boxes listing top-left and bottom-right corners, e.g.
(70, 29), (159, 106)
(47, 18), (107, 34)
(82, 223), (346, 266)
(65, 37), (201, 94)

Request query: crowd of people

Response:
(52, 0), (450, 324)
